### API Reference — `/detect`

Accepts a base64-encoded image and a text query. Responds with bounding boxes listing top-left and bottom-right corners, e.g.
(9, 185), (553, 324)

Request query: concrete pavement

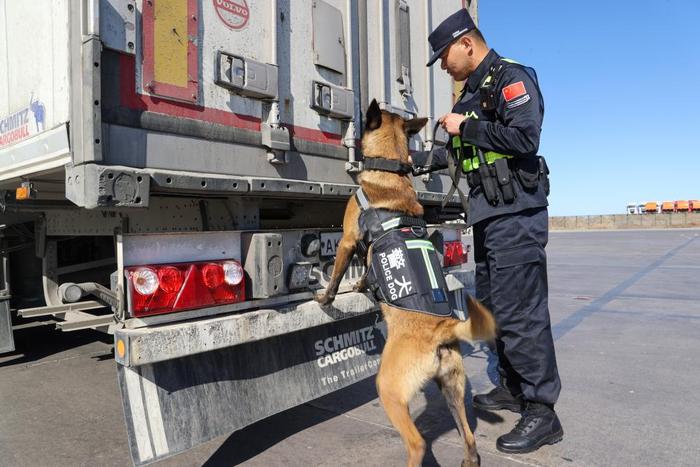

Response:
(1, 229), (699, 466)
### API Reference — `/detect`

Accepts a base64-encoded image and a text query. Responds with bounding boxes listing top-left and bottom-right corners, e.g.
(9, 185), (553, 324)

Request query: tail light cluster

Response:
(126, 260), (245, 317)
(443, 240), (468, 267)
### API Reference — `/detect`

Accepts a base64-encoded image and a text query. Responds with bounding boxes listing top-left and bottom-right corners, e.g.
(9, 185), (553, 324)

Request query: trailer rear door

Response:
(0, 0), (71, 183)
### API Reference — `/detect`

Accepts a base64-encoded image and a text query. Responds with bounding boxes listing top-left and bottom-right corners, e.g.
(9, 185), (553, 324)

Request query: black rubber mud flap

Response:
(117, 311), (386, 465)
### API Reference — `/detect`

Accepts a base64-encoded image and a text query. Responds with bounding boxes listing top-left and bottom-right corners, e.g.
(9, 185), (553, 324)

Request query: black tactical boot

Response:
(472, 386), (522, 412)
(496, 402), (563, 454)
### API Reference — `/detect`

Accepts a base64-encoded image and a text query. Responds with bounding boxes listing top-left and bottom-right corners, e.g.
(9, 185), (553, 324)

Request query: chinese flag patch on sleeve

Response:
(502, 81), (527, 102)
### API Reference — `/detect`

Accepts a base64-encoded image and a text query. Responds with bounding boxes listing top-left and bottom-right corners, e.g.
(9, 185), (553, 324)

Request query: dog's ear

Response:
(365, 99), (382, 131)
(405, 117), (428, 136)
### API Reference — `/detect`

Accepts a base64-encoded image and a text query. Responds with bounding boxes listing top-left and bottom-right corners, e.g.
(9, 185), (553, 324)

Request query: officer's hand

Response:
(438, 113), (466, 136)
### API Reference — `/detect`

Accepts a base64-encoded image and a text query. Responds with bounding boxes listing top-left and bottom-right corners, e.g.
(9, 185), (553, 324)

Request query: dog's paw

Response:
(314, 293), (335, 307)
(352, 280), (367, 293)
(462, 452), (480, 467)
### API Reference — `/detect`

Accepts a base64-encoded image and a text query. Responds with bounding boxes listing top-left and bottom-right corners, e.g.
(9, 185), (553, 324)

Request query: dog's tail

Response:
(452, 295), (497, 342)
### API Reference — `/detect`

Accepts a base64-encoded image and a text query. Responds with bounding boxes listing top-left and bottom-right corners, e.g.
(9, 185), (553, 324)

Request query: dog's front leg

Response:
(315, 198), (361, 306)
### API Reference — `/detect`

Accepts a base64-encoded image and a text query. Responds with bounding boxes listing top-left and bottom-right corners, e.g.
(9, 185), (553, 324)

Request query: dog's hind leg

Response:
(435, 344), (480, 467)
(376, 341), (434, 467)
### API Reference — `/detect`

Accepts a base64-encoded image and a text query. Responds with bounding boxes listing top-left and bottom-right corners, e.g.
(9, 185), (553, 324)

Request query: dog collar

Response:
(362, 158), (412, 175)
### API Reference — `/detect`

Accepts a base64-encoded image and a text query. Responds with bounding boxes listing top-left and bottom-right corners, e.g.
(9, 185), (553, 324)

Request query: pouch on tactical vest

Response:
(514, 155), (550, 195)
(366, 227), (455, 317)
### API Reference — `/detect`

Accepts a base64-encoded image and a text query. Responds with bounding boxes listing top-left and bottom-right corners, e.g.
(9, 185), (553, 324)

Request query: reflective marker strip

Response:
(405, 240), (439, 288)
(140, 365), (169, 457)
(381, 218), (400, 230)
(421, 249), (439, 289)
(405, 239), (434, 251)
(124, 366), (154, 462)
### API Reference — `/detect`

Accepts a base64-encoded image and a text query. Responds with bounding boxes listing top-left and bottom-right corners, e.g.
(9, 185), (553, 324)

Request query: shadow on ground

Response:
(0, 316), (113, 368)
(204, 342), (504, 466)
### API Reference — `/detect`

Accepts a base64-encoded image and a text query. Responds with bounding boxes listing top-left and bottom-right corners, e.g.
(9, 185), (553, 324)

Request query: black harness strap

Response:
(417, 121), (442, 177)
(354, 187), (427, 259)
(409, 121), (469, 216)
(443, 138), (470, 214)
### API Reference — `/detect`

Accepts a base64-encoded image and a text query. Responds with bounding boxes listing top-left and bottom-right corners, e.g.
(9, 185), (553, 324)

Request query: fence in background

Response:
(550, 213), (700, 230)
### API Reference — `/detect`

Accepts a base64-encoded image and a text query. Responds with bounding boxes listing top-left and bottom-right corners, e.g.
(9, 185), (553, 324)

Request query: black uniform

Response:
(415, 49), (561, 407)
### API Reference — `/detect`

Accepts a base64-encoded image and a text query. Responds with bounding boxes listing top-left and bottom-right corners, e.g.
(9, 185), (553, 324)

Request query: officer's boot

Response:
(472, 386), (522, 412)
(496, 401), (564, 454)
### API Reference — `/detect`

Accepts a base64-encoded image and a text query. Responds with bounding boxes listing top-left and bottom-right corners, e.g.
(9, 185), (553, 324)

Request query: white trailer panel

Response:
(0, 0), (471, 201)
(0, 0), (71, 146)
(109, 0), (467, 151)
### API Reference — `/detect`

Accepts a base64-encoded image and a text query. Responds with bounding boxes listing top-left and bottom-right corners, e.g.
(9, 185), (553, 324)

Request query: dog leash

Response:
(412, 121), (470, 217)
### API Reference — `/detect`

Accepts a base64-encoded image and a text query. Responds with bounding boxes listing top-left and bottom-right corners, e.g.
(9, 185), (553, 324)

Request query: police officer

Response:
(413, 9), (563, 454)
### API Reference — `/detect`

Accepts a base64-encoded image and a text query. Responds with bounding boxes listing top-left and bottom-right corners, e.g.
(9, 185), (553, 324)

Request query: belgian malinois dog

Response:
(315, 99), (496, 467)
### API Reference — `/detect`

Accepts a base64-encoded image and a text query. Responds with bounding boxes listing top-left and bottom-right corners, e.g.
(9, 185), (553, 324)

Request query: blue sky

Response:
(477, 0), (700, 215)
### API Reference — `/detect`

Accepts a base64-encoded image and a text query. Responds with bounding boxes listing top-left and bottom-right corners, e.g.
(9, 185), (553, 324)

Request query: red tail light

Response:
(126, 260), (245, 317)
(443, 240), (468, 267)
(201, 263), (224, 288)
(157, 266), (184, 293)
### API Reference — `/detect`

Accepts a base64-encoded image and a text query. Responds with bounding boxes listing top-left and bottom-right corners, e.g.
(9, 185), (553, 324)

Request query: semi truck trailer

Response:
(0, 0), (475, 463)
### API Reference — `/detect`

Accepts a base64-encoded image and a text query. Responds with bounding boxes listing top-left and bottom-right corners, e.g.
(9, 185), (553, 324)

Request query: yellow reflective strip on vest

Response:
(452, 138), (511, 171)
(452, 136), (477, 155)
(500, 58), (520, 64)
(461, 149), (512, 172)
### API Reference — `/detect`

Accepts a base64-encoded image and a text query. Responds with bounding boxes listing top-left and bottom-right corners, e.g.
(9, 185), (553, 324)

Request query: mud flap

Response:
(117, 311), (386, 466)
(0, 297), (13, 354)
(0, 251), (13, 354)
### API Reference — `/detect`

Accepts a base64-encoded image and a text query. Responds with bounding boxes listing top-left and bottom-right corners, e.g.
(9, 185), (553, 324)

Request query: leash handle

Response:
(413, 121), (444, 179)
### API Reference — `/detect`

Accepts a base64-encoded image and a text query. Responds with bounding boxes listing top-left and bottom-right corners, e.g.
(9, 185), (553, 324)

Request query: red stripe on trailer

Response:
(119, 55), (343, 145)
(120, 54), (261, 131)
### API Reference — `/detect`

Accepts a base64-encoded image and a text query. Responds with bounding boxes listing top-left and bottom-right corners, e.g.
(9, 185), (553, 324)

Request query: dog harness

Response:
(355, 186), (456, 317)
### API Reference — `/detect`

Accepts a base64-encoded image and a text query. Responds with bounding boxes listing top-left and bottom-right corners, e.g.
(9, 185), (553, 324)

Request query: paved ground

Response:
(1, 229), (699, 466)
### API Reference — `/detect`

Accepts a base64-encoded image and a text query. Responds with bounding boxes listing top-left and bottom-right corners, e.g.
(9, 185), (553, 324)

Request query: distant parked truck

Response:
(675, 200), (690, 212)
(644, 202), (659, 214)
(637, 201), (700, 214)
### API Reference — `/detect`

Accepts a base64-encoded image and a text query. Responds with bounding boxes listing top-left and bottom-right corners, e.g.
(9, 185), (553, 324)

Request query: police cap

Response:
(426, 9), (477, 67)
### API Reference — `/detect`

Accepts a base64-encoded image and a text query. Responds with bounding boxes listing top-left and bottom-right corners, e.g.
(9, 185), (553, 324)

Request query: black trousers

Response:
(473, 207), (561, 406)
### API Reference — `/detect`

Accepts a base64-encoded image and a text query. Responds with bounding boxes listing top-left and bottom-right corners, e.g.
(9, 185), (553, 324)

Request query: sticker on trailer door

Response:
(0, 96), (45, 148)
(213, 0), (250, 30)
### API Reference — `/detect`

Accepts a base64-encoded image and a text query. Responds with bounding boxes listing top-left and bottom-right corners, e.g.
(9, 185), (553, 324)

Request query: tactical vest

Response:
(450, 58), (526, 173)
(355, 187), (456, 318)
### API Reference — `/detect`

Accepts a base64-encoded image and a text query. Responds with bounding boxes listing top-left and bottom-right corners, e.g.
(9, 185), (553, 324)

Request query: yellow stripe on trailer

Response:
(153, 0), (189, 88)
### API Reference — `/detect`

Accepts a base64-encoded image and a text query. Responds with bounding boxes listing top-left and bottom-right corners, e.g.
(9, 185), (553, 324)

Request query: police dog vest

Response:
(355, 187), (455, 318)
